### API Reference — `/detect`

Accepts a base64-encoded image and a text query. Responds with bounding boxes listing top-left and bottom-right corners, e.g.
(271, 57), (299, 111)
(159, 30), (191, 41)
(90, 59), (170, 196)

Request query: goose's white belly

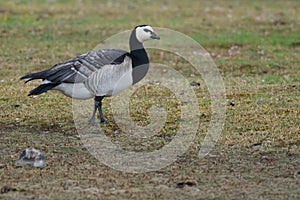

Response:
(53, 74), (132, 99)
(48, 56), (133, 99)
(54, 83), (94, 99)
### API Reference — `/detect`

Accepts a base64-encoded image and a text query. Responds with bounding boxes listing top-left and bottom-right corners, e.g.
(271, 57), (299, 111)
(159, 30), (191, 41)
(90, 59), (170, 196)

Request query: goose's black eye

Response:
(143, 28), (152, 33)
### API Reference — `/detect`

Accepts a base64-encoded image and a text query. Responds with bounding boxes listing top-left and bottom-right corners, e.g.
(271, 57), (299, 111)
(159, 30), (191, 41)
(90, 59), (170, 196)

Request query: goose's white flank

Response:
(20, 25), (160, 124)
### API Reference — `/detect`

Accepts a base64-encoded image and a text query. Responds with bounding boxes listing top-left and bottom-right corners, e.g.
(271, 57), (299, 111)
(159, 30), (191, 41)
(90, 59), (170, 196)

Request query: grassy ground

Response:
(1, 0), (300, 199)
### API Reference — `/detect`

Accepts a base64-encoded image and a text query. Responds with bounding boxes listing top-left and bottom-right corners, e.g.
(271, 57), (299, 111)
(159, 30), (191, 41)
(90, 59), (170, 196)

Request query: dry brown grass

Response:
(0, 0), (299, 199)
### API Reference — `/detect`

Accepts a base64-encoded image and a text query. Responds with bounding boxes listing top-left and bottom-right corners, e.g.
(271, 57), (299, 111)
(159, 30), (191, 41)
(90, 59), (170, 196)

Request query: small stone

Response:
(176, 182), (185, 188)
(180, 101), (189, 106)
(1, 185), (17, 194)
(15, 148), (46, 169)
(176, 180), (197, 188)
(185, 181), (197, 187)
(190, 81), (200, 87)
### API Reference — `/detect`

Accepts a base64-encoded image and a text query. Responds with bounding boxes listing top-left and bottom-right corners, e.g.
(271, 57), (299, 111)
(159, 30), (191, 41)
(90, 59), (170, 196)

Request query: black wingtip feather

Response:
(20, 70), (48, 82)
(20, 73), (38, 80)
(24, 78), (35, 83)
(28, 83), (59, 96)
(20, 74), (30, 81)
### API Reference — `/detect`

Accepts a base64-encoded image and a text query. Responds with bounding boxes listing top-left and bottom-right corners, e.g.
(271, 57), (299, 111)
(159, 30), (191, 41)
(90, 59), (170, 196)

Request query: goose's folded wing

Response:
(21, 49), (129, 84)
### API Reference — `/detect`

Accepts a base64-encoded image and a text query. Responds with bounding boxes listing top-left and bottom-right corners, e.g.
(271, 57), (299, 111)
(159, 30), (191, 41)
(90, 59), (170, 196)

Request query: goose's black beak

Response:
(151, 32), (160, 40)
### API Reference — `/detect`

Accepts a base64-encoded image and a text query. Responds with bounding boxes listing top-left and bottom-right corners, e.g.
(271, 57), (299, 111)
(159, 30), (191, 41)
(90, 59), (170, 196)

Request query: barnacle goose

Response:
(20, 25), (160, 124)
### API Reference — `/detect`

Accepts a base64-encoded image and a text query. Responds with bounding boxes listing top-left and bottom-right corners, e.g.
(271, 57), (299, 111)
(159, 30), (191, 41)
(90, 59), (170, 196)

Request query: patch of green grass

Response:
(193, 31), (300, 47)
(261, 74), (286, 85)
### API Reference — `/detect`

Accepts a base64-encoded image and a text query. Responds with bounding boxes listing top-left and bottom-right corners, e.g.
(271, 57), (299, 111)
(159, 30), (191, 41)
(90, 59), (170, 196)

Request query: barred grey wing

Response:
(45, 49), (128, 83)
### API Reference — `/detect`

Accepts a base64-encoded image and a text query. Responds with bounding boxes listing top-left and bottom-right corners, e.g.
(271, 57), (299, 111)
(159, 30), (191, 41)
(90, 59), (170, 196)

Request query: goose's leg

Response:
(88, 100), (97, 124)
(97, 96), (106, 123)
(89, 96), (105, 124)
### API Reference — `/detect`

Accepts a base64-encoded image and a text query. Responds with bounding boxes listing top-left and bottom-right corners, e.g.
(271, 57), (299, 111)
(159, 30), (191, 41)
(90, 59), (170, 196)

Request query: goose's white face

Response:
(135, 25), (160, 43)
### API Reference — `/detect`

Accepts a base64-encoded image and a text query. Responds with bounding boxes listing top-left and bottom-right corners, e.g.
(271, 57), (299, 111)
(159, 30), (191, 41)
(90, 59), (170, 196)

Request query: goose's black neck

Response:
(129, 29), (149, 84)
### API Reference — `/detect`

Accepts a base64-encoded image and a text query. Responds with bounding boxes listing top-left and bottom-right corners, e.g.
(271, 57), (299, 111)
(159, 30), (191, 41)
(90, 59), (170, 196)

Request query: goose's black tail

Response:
(20, 71), (60, 96)
(20, 70), (48, 83)
(28, 83), (60, 96)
